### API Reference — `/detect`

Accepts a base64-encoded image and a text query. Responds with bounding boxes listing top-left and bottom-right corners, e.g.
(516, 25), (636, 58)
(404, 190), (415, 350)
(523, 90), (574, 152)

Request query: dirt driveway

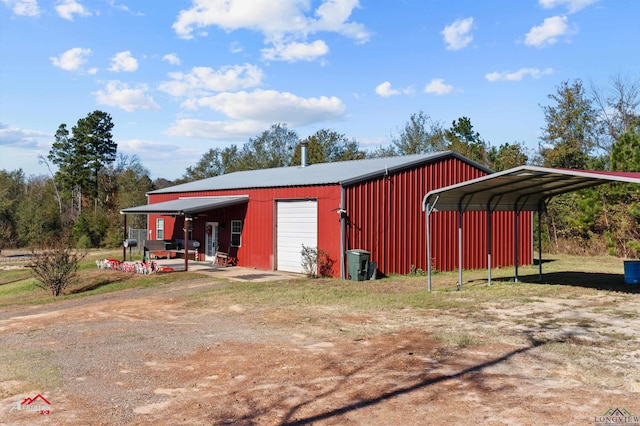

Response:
(1, 273), (639, 425)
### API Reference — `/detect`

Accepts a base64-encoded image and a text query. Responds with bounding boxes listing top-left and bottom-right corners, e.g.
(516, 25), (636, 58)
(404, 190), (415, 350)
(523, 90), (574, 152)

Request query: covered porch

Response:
(120, 195), (248, 272)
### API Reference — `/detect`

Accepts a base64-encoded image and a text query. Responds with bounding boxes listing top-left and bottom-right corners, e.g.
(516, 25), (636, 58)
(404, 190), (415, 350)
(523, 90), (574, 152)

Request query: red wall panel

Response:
(142, 156), (532, 278)
(147, 185), (342, 272)
(344, 157), (532, 275)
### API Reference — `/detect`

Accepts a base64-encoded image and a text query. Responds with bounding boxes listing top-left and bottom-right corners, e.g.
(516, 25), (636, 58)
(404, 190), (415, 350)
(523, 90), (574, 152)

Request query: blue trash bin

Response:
(624, 260), (640, 284)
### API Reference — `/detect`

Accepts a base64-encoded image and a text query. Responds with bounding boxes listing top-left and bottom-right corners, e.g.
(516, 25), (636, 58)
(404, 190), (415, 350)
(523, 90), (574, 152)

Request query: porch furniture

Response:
(214, 251), (236, 267)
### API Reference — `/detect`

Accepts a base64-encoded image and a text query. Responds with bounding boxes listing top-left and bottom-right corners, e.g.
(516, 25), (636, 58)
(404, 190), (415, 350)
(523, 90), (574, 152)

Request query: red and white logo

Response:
(10, 393), (51, 415)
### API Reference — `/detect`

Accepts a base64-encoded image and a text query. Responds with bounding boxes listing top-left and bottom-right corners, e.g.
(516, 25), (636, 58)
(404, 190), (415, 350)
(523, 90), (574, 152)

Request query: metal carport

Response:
(120, 196), (249, 271)
(422, 166), (640, 291)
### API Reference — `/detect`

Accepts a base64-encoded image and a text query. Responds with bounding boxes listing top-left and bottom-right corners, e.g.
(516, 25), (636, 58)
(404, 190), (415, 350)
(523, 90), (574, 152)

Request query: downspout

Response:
(340, 186), (346, 280)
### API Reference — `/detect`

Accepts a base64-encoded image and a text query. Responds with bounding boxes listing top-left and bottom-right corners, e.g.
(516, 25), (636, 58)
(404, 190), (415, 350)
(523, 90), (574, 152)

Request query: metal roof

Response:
(150, 151), (491, 194)
(423, 166), (640, 212)
(422, 166), (640, 291)
(120, 195), (248, 215)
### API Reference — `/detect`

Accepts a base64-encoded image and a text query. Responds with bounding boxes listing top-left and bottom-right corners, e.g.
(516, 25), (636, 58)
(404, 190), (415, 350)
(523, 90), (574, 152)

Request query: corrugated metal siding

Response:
(345, 157), (532, 275)
(141, 156), (532, 277)
(147, 185), (342, 272)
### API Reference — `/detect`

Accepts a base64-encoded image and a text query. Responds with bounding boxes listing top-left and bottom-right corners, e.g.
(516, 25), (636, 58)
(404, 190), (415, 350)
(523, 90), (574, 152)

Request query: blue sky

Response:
(1, 0), (638, 180)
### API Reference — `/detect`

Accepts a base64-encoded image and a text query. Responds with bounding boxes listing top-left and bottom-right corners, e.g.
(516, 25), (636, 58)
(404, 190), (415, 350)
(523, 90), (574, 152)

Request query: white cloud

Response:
(55, 0), (91, 21)
(180, 89), (346, 127)
(172, 0), (370, 62)
(107, 0), (143, 15)
(94, 80), (159, 112)
(374, 81), (413, 98)
(0, 123), (50, 148)
(230, 41), (244, 54)
(108, 51), (138, 72)
(538, 0), (599, 13)
(485, 67), (554, 82)
(525, 15), (571, 47)
(261, 40), (329, 62)
(1, 0), (40, 16)
(158, 64), (264, 97)
(424, 79), (454, 95)
(375, 81), (399, 97)
(162, 53), (180, 66)
(166, 119), (267, 140)
(117, 138), (179, 154)
(311, 0), (370, 44)
(441, 17), (474, 51)
(50, 47), (91, 72)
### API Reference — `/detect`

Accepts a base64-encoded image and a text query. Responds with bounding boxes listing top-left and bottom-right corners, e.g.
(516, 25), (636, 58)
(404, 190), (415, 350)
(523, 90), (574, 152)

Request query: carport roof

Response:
(120, 195), (248, 215)
(423, 166), (640, 212)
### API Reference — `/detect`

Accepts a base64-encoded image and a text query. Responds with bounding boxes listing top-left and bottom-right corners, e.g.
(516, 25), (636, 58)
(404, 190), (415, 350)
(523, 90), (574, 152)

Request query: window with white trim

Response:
(156, 218), (164, 240)
(231, 220), (242, 247)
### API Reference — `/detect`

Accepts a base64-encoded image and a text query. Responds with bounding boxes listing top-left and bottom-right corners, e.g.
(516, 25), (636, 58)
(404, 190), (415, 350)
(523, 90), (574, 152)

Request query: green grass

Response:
(1, 252), (634, 311)
(0, 349), (62, 399)
(0, 268), (32, 285)
(181, 254), (636, 327)
(0, 249), (204, 307)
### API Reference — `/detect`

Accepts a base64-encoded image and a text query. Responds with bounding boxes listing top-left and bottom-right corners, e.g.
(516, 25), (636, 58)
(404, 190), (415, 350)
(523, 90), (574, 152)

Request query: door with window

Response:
(205, 222), (219, 261)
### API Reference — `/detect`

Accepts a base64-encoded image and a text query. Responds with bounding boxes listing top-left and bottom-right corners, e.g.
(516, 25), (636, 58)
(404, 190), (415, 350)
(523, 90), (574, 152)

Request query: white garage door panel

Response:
(277, 200), (317, 273)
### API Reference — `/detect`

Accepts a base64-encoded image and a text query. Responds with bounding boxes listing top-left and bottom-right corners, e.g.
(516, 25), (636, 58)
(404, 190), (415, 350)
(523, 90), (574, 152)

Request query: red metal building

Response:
(122, 152), (532, 278)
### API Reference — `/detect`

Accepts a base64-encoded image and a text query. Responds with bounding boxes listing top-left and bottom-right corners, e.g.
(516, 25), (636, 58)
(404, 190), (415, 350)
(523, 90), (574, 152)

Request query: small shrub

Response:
(301, 245), (335, 278)
(317, 249), (335, 278)
(27, 238), (86, 296)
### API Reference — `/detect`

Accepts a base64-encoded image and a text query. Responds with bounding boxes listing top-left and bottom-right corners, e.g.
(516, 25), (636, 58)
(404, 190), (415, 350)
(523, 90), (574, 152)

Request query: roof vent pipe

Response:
(300, 141), (308, 167)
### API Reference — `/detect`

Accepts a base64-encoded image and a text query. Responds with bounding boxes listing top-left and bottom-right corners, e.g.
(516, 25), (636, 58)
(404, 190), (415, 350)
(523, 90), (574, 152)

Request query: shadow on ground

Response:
(493, 271), (640, 294)
(278, 335), (548, 425)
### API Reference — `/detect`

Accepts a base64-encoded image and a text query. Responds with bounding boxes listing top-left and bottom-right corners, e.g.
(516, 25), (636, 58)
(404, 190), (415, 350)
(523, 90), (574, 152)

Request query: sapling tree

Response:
(28, 237), (86, 296)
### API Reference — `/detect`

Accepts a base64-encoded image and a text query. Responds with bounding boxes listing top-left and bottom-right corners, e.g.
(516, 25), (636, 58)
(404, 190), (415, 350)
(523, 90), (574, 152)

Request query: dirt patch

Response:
(1, 277), (639, 425)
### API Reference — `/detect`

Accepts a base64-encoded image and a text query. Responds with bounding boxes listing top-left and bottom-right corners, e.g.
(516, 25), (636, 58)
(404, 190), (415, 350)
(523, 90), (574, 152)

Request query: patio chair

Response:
(214, 251), (236, 267)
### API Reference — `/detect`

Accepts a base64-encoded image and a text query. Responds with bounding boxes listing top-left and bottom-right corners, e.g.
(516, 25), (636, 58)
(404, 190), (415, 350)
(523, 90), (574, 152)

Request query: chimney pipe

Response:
(300, 141), (308, 167)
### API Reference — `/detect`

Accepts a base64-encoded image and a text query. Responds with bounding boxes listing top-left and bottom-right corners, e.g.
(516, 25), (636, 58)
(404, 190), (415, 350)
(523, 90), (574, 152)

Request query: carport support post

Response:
(538, 209), (543, 281)
(340, 188), (346, 280)
(424, 196), (438, 293)
(514, 210), (519, 283)
(426, 208), (432, 292)
(487, 209), (492, 286)
(458, 210), (463, 290)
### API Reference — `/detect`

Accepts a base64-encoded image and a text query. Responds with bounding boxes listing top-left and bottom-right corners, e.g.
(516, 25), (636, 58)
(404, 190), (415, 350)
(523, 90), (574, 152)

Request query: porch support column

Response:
(184, 216), (190, 272)
(122, 214), (127, 262)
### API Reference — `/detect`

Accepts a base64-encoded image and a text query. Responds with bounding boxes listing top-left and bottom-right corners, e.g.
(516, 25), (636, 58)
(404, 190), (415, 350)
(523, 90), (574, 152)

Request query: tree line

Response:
(1, 77), (638, 258)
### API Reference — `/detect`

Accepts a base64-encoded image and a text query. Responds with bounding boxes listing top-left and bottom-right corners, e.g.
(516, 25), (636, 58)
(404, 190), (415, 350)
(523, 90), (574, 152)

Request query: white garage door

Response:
(277, 200), (318, 273)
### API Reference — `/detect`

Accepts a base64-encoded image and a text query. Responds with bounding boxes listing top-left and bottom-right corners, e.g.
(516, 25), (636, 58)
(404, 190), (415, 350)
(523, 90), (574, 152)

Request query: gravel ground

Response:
(1, 275), (639, 425)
